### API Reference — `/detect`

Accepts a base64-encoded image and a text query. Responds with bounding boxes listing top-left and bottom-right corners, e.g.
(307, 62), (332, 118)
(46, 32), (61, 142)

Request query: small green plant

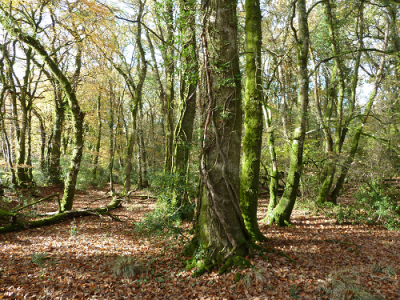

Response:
(112, 256), (147, 278)
(372, 264), (382, 273)
(69, 219), (78, 237)
(290, 284), (300, 299)
(384, 265), (396, 277)
(31, 253), (49, 267)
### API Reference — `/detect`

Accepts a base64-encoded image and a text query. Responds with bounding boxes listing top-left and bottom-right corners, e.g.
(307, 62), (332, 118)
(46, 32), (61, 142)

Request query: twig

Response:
(369, 274), (394, 281)
(87, 195), (111, 205)
(105, 212), (123, 222)
(13, 193), (59, 213)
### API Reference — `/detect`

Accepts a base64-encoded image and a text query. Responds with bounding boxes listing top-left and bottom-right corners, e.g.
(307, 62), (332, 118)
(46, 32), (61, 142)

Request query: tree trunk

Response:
(172, 0), (198, 207)
(271, 0), (309, 226)
(163, 0), (175, 173)
(240, 0), (265, 241)
(120, 0), (147, 195)
(195, 0), (251, 258)
(33, 109), (46, 172)
(92, 94), (102, 180)
(108, 82), (115, 194)
(263, 105), (279, 223)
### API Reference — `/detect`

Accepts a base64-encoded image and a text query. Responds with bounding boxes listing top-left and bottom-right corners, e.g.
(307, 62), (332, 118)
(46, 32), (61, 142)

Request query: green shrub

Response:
(322, 180), (400, 230)
(134, 171), (197, 241)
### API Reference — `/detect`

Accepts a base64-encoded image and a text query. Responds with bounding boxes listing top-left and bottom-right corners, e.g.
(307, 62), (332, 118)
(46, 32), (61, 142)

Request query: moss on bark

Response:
(240, 0), (265, 241)
(194, 0), (251, 261)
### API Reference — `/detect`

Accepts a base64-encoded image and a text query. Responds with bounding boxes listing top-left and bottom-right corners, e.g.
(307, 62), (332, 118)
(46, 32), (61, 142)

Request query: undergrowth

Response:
(134, 172), (195, 242)
(298, 179), (400, 230)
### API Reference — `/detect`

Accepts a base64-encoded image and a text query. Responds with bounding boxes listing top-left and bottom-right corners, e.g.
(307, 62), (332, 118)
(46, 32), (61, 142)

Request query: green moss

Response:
(218, 256), (252, 275)
(234, 272), (241, 283)
(183, 237), (198, 257)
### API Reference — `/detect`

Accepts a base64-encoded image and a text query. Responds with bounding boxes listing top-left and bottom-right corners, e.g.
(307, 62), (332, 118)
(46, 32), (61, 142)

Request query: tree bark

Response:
(240, 0), (265, 241)
(92, 94), (102, 180)
(163, 0), (175, 173)
(171, 0), (198, 207)
(195, 0), (251, 258)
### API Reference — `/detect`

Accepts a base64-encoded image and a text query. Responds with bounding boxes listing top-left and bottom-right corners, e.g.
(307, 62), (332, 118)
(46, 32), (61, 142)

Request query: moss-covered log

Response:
(0, 197), (122, 234)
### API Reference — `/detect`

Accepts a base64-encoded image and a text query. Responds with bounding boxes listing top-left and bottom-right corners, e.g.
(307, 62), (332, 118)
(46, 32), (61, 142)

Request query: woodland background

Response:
(0, 0), (400, 299)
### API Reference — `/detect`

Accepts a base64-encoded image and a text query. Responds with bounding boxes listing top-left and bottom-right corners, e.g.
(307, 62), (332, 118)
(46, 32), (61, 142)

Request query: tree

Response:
(269, 0), (310, 226)
(194, 0), (251, 258)
(240, 0), (265, 241)
(171, 0), (199, 209)
(0, 2), (85, 211)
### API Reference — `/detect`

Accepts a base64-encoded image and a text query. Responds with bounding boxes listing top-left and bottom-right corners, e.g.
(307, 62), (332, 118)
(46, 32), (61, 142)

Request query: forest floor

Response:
(0, 185), (399, 300)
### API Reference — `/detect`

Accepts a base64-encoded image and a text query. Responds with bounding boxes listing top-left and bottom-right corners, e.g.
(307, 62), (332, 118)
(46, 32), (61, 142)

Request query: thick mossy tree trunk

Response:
(195, 0), (251, 258)
(172, 0), (198, 207)
(0, 11), (85, 211)
(270, 0), (309, 226)
(240, 0), (265, 241)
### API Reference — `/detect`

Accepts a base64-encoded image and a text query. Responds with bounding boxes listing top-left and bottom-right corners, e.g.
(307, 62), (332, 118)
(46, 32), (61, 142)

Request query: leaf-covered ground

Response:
(1, 186), (399, 299)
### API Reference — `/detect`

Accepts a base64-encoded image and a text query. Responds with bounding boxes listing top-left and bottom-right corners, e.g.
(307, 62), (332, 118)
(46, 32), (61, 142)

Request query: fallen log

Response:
(0, 197), (122, 234)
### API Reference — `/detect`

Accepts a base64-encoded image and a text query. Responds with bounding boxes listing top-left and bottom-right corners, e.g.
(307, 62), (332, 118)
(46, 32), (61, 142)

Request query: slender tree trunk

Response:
(263, 105), (279, 223)
(26, 109), (32, 181)
(195, 0), (251, 258)
(138, 98), (148, 187)
(163, 0), (175, 173)
(92, 94), (102, 180)
(172, 0), (198, 207)
(146, 31), (166, 142)
(121, 0), (147, 195)
(0, 50), (16, 184)
(271, 0), (310, 226)
(330, 16), (388, 203)
(48, 85), (65, 184)
(240, 0), (265, 241)
(108, 82), (115, 194)
(33, 109), (46, 172)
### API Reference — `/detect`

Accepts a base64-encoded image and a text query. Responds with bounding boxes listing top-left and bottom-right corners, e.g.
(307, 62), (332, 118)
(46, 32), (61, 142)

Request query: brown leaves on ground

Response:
(0, 187), (399, 299)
